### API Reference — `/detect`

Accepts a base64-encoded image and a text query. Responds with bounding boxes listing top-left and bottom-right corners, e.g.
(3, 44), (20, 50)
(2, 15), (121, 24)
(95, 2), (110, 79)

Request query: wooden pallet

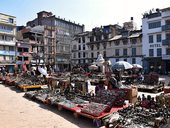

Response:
(18, 85), (42, 92)
(138, 85), (164, 93)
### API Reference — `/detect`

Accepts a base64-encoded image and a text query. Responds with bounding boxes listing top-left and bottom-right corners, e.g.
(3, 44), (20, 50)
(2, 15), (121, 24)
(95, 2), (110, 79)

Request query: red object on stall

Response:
(164, 87), (170, 94)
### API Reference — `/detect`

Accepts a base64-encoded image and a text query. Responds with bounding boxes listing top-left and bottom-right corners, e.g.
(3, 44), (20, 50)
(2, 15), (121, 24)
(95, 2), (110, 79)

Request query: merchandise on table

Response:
(58, 100), (77, 108)
(81, 102), (109, 116)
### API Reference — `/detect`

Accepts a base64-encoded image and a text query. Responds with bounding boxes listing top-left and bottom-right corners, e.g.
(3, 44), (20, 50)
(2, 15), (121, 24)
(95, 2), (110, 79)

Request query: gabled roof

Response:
(109, 35), (122, 41)
(128, 33), (141, 38)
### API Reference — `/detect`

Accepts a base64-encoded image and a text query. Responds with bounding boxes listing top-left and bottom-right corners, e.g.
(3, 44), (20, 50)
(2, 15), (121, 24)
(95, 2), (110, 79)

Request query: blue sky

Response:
(1, 0), (170, 31)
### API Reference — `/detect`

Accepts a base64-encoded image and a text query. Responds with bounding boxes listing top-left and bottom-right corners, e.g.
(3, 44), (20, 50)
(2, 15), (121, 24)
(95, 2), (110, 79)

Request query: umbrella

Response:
(132, 64), (143, 69)
(38, 67), (48, 76)
(112, 61), (133, 70)
(88, 64), (98, 70)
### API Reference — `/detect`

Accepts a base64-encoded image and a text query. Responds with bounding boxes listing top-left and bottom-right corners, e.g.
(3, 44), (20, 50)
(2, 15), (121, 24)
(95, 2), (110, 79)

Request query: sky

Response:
(1, 0), (170, 31)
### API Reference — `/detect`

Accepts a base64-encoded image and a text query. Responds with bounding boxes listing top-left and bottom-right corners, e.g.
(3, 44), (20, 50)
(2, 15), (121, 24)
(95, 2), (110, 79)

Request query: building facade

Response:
(142, 7), (170, 74)
(109, 30), (142, 65)
(0, 13), (16, 72)
(72, 21), (142, 68)
(26, 11), (84, 71)
(71, 32), (89, 66)
(17, 25), (56, 68)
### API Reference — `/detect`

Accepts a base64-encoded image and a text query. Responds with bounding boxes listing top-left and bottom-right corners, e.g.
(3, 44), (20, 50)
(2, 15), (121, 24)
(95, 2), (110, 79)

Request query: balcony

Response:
(162, 54), (170, 60)
(162, 39), (170, 45)
(162, 25), (170, 31)
(0, 40), (15, 46)
(0, 50), (15, 56)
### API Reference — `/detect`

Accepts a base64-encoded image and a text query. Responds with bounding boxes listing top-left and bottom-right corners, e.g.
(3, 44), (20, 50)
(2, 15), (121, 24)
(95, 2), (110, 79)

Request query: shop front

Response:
(143, 57), (164, 74)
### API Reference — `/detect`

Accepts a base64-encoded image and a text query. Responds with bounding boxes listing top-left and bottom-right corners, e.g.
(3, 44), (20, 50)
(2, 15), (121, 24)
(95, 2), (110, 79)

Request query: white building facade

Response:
(142, 7), (170, 74)
(0, 13), (16, 72)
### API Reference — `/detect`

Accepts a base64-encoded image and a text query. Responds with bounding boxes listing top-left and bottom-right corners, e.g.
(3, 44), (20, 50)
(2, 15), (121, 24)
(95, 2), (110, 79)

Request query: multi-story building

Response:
(0, 13), (16, 72)
(26, 11), (84, 71)
(142, 7), (170, 74)
(86, 25), (122, 63)
(109, 29), (142, 65)
(72, 20), (142, 68)
(17, 25), (56, 68)
(72, 31), (89, 66)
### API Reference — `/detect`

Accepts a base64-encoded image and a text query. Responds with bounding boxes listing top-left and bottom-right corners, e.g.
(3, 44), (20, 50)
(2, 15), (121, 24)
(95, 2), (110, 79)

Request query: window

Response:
(115, 40), (120, 46)
(166, 20), (170, 25)
(78, 53), (81, 58)
(24, 48), (29, 52)
(131, 38), (137, 44)
(73, 45), (77, 50)
(24, 57), (28, 61)
(149, 35), (153, 43)
(83, 52), (86, 58)
(166, 48), (170, 55)
(148, 21), (161, 29)
(104, 34), (108, 39)
(116, 58), (119, 62)
(73, 53), (76, 58)
(97, 52), (100, 55)
(78, 38), (81, 43)
(149, 49), (154, 56)
(132, 48), (136, 56)
(115, 49), (119, 56)
(18, 48), (22, 52)
(90, 36), (94, 42)
(9, 46), (14, 51)
(82, 36), (85, 43)
(97, 44), (100, 50)
(96, 35), (101, 41)
(3, 56), (6, 60)
(83, 45), (85, 50)
(124, 59), (127, 61)
(157, 48), (162, 56)
(9, 18), (14, 23)
(132, 58), (136, 64)
(103, 51), (106, 58)
(123, 49), (127, 56)
(79, 45), (81, 50)
(91, 52), (94, 58)
(91, 45), (94, 50)
(83, 60), (86, 64)
(123, 39), (128, 45)
(166, 33), (170, 40)
(3, 46), (6, 50)
(157, 34), (161, 42)
(18, 57), (22, 61)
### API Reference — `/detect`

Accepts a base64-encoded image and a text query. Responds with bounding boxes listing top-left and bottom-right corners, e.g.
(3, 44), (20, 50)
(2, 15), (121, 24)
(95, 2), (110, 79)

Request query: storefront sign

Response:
(150, 44), (161, 48)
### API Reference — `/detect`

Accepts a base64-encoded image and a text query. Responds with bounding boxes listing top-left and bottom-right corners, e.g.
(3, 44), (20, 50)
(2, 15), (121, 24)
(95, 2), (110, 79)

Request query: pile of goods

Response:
(47, 95), (65, 105)
(156, 93), (170, 107)
(24, 89), (49, 103)
(92, 90), (127, 107)
(143, 72), (159, 85)
(81, 102), (109, 116)
(103, 104), (170, 128)
(58, 100), (77, 108)
(15, 74), (44, 87)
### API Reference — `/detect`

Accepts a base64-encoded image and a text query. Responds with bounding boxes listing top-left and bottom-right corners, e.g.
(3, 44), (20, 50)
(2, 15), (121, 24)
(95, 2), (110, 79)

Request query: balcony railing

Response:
(162, 39), (170, 45)
(0, 40), (15, 46)
(162, 25), (170, 31)
(162, 54), (170, 60)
